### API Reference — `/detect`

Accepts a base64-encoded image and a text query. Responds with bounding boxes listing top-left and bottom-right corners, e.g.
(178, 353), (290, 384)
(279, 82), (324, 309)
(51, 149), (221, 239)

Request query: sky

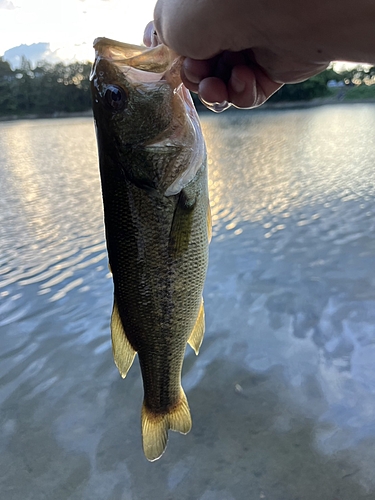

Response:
(0, 0), (364, 71)
(0, 0), (157, 66)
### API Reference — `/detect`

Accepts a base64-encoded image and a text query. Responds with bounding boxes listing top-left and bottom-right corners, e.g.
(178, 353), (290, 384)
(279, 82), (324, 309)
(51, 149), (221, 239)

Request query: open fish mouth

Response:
(92, 37), (181, 83)
(91, 37), (205, 196)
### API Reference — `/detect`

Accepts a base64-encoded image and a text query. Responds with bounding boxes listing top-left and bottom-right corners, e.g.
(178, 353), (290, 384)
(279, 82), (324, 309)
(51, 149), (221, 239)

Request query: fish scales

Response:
(105, 165), (208, 407)
(90, 37), (210, 461)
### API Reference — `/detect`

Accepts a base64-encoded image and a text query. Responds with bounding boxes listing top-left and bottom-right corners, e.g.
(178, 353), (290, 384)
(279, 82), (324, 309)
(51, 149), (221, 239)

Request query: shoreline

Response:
(1, 98), (375, 122)
(0, 110), (93, 122)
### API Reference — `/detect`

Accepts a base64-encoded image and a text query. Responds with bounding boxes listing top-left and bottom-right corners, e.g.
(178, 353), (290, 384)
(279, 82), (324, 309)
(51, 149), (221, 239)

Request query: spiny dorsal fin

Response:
(111, 301), (136, 378)
(207, 203), (212, 243)
(188, 299), (205, 355)
(141, 388), (192, 461)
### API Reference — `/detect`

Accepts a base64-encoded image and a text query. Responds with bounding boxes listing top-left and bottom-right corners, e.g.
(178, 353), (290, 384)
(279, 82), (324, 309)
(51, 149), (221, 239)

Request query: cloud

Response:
(3, 43), (62, 69)
(0, 0), (16, 9)
(3, 41), (93, 68)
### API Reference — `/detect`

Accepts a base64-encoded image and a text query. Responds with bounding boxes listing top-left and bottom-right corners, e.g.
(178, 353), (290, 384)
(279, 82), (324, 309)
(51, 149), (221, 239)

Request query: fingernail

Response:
(231, 74), (245, 93)
(151, 30), (159, 47)
(198, 96), (231, 113)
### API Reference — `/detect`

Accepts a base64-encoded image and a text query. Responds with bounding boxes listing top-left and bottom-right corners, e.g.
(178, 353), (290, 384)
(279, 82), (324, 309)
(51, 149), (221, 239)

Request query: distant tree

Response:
(0, 59), (374, 118)
(268, 66), (375, 102)
(269, 72), (332, 102)
(0, 57), (13, 79)
(0, 57), (16, 114)
(0, 58), (92, 116)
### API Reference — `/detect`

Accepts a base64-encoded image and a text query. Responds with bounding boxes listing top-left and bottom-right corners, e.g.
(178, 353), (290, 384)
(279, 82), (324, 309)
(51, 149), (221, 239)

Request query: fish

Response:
(90, 37), (211, 461)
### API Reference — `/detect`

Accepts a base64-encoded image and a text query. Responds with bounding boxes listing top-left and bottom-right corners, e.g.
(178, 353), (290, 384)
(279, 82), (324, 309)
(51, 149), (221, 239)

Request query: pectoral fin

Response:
(169, 189), (196, 257)
(111, 301), (136, 378)
(142, 388), (192, 461)
(188, 299), (205, 355)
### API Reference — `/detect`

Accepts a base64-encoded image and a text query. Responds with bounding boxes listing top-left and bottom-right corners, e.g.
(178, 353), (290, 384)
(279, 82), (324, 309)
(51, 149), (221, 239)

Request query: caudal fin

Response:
(141, 388), (192, 461)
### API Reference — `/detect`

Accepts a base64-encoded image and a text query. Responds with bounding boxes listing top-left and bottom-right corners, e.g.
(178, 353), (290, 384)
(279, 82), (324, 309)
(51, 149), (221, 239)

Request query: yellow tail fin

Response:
(141, 389), (192, 461)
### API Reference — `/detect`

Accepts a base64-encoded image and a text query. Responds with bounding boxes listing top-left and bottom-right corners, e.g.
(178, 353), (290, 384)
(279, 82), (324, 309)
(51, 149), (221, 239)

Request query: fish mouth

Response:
(91, 37), (206, 196)
(93, 37), (182, 84)
(93, 37), (147, 60)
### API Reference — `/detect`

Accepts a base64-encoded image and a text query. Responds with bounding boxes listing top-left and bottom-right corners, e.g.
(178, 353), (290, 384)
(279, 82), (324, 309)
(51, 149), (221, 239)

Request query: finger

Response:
(182, 57), (218, 84)
(181, 57), (219, 93)
(180, 70), (199, 93)
(198, 77), (229, 111)
(143, 21), (160, 48)
(251, 65), (283, 104)
(228, 64), (282, 108)
(143, 21), (154, 47)
(154, 1), (223, 60)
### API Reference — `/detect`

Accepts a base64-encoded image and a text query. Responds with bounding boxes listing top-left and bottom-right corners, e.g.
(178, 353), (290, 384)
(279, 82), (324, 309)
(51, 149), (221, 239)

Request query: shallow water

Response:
(1, 105), (375, 499)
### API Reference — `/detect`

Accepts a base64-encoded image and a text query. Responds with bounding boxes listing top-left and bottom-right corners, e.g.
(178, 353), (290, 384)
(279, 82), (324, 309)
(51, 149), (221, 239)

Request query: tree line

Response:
(269, 66), (375, 102)
(0, 57), (374, 118)
(0, 57), (92, 117)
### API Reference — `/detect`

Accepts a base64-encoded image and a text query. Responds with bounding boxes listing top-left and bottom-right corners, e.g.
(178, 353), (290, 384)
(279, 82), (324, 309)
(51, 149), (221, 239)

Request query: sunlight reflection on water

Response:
(0, 118), (109, 307)
(203, 105), (375, 242)
(0, 106), (375, 499)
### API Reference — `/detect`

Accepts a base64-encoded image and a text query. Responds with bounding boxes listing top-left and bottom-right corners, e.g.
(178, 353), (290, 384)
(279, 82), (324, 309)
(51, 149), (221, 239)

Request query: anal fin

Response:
(141, 388), (192, 462)
(188, 298), (205, 355)
(111, 300), (136, 378)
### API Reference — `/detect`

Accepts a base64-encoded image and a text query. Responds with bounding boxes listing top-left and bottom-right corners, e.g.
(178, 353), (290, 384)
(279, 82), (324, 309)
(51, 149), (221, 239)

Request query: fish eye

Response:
(105, 85), (127, 111)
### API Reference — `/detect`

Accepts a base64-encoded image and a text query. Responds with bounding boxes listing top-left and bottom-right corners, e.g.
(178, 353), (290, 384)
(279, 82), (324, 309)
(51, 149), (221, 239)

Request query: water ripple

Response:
(1, 109), (375, 498)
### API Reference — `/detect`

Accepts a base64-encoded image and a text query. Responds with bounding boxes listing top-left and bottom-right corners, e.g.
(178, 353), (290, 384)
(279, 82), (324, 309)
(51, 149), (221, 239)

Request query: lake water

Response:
(1, 104), (375, 499)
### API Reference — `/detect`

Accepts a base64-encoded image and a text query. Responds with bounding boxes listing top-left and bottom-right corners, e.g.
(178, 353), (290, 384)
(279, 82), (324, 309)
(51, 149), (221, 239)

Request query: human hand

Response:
(143, 21), (160, 48)
(178, 51), (285, 112)
(144, 20), (284, 112)
(151, 0), (348, 111)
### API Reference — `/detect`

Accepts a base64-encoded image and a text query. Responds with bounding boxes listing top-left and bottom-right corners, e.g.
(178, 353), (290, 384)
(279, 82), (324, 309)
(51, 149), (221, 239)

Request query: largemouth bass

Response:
(90, 37), (211, 461)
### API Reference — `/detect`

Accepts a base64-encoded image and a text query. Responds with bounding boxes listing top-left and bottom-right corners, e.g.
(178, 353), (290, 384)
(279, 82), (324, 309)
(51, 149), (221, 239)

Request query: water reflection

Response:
(201, 105), (375, 492)
(203, 105), (375, 242)
(0, 119), (108, 308)
(0, 106), (375, 498)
